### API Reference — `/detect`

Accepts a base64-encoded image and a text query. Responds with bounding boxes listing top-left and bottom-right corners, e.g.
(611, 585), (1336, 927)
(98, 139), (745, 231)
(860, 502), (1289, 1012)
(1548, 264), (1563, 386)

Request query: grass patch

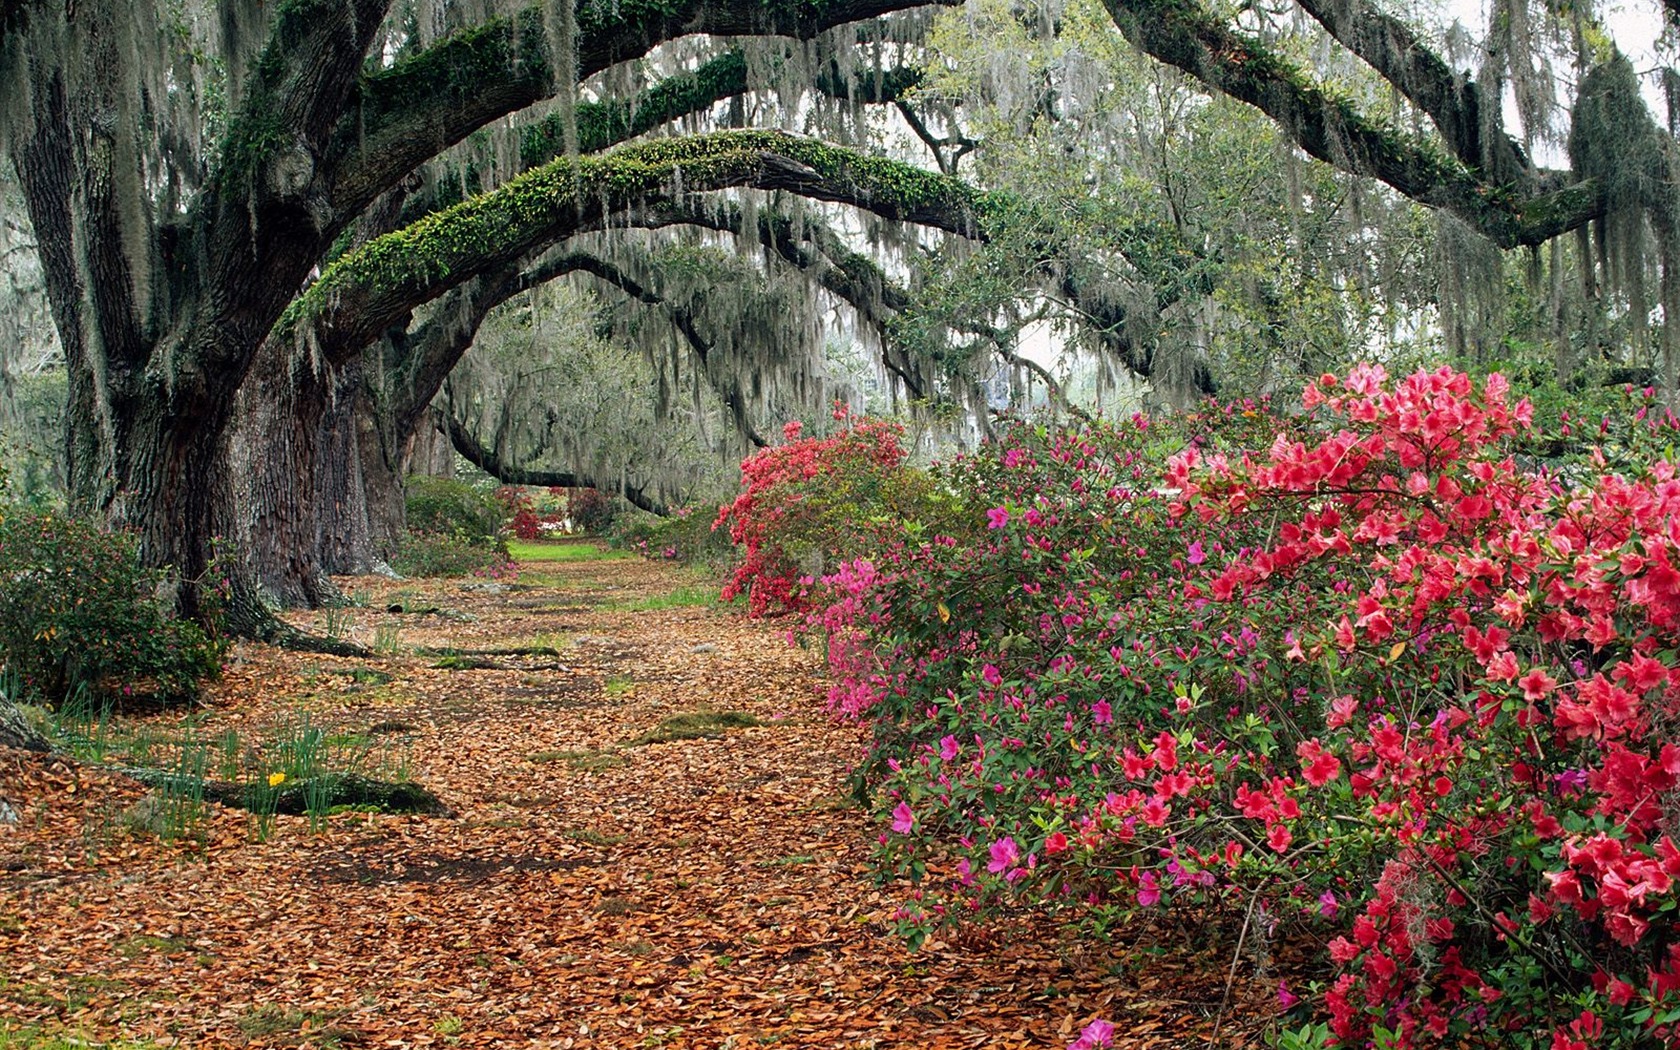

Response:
(506, 540), (629, 563)
(116, 934), (191, 958)
(432, 655), (498, 670)
(602, 674), (635, 698)
(528, 749), (627, 772)
(626, 710), (761, 747)
(563, 827), (626, 846)
(235, 1004), (351, 1043)
(607, 584), (720, 612)
(321, 667), (393, 687)
(753, 854), (817, 868)
(0, 1030), (163, 1050)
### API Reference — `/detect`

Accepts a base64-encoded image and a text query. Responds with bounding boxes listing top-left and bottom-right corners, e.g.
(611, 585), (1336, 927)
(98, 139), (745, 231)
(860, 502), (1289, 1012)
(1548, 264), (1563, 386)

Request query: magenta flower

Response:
(987, 506), (1010, 529)
(987, 837), (1020, 874)
(891, 802), (915, 834)
(1068, 1019), (1116, 1049)
(1278, 981), (1300, 1008)
(981, 663), (1003, 687)
(939, 735), (960, 761)
(1187, 540), (1206, 565)
(1136, 870), (1161, 907)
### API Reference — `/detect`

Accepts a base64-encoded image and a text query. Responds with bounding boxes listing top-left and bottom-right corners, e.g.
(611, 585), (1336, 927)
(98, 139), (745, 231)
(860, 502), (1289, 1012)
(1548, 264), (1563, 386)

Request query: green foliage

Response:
(0, 508), (225, 704)
(394, 475), (513, 577)
(404, 475), (506, 542)
(625, 710), (762, 746)
(389, 530), (510, 578)
(614, 507), (735, 566)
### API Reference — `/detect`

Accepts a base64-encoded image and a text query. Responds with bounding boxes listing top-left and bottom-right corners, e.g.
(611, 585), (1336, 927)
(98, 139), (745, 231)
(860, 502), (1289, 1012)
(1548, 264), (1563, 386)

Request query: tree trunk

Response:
(316, 356), (380, 577)
(223, 339), (337, 609)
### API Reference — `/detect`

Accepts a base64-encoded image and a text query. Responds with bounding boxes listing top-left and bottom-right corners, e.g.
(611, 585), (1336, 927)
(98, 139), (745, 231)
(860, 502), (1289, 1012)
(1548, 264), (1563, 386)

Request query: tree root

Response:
(121, 768), (450, 817)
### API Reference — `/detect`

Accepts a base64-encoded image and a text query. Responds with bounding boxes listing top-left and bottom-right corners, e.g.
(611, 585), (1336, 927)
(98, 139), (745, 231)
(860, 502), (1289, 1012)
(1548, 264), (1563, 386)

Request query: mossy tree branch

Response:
(391, 51), (927, 234)
(329, 0), (956, 220)
(287, 131), (998, 364)
(1099, 0), (1604, 247)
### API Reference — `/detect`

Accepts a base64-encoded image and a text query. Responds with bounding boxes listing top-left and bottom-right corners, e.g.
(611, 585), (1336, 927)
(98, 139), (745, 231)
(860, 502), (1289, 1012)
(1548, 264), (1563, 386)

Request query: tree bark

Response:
(0, 695), (50, 752)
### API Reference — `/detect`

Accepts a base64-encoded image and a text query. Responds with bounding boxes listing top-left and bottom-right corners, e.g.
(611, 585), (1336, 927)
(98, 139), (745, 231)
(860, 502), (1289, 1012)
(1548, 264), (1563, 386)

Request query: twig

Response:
(1209, 893), (1259, 1049)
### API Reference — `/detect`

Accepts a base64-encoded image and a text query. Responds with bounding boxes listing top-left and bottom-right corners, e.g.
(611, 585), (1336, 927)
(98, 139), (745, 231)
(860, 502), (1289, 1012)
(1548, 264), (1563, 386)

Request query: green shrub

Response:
(0, 508), (225, 704)
(613, 505), (735, 565)
(404, 475), (506, 543)
(389, 530), (511, 578)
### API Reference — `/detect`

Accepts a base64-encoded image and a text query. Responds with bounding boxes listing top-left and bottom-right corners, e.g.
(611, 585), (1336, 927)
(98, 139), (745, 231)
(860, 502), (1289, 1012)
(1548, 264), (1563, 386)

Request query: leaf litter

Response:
(0, 547), (1286, 1047)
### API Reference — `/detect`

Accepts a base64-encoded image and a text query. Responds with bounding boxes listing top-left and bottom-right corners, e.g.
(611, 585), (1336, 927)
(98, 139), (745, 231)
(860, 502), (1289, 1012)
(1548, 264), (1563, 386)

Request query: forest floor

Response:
(0, 542), (1287, 1049)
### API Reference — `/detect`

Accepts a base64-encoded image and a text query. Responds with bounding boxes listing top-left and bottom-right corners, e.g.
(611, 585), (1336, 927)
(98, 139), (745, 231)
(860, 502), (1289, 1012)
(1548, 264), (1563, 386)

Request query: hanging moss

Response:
(282, 130), (999, 347)
(1568, 53), (1680, 387)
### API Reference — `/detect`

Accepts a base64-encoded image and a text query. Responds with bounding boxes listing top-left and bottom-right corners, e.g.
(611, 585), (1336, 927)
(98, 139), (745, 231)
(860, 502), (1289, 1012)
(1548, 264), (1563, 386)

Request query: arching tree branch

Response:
(441, 412), (670, 516)
(287, 131), (996, 363)
(1100, 0), (1604, 247)
(330, 0), (959, 217)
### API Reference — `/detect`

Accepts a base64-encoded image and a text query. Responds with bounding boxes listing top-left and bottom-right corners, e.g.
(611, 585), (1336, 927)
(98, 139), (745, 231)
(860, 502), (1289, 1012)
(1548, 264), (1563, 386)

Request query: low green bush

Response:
(404, 475), (506, 543)
(389, 530), (511, 578)
(613, 505), (735, 566)
(0, 507), (225, 704)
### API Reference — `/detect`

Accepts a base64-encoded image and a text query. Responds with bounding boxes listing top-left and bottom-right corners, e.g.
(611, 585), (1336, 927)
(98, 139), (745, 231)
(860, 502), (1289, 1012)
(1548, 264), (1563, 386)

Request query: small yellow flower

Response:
(267, 772), (286, 787)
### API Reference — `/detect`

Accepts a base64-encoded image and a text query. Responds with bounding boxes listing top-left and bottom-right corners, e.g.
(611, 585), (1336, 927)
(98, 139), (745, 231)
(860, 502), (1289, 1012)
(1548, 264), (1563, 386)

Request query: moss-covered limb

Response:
(332, 0), (959, 223)
(407, 53), (924, 226)
(442, 412), (670, 515)
(401, 52), (757, 225)
(531, 52), (751, 164)
(1290, 0), (1531, 182)
(813, 63), (924, 104)
(177, 0), (392, 400)
(288, 131), (993, 363)
(1100, 0), (1604, 247)
(120, 769), (450, 816)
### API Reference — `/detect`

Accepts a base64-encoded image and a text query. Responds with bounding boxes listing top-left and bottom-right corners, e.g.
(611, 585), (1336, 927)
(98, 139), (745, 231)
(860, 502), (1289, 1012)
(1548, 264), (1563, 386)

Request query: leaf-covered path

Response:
(1, 546), (1278, 1048)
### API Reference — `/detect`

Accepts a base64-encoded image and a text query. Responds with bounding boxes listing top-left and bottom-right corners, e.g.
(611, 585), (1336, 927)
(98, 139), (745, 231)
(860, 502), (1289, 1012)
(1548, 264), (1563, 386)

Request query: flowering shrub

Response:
(0, 508), (226, 703)
(818, 368), (1680, 1049)
(715, 412), (942, 616)
(568, 488), (618, 535)
(496, 486), (543, 540)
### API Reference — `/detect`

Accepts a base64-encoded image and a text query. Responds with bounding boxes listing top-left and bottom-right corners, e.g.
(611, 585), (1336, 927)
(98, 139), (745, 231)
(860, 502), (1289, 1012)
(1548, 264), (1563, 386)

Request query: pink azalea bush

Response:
(714, 408), (938, 617)
(726, 367), (1680, 1049)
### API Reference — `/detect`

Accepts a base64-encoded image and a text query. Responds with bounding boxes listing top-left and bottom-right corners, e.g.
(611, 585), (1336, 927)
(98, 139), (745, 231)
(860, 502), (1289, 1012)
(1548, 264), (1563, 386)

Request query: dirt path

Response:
(0, 547), (1276, 1049)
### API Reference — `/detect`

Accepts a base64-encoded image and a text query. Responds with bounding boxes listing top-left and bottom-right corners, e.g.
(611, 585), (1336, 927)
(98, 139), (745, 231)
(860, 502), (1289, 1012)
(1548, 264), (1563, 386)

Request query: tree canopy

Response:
(1, 0), (1677, 620)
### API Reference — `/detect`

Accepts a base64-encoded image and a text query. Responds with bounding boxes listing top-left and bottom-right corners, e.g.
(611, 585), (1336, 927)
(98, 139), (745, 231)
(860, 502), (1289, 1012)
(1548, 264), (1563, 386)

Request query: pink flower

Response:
(987, 506), (1010, 529)
(981, 663), (1003, 687)
(1136, 871), (1161, 907)
(1068, 1019), (1115, 1049)
(1187, 540), (1205, 565)
(987, 837), (1020, 874)
(1278, 981), (1299, 1008)
(1267, 823), (1293, 852)
(939, 735), (960, 761)
(891, 802), (915, 834)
